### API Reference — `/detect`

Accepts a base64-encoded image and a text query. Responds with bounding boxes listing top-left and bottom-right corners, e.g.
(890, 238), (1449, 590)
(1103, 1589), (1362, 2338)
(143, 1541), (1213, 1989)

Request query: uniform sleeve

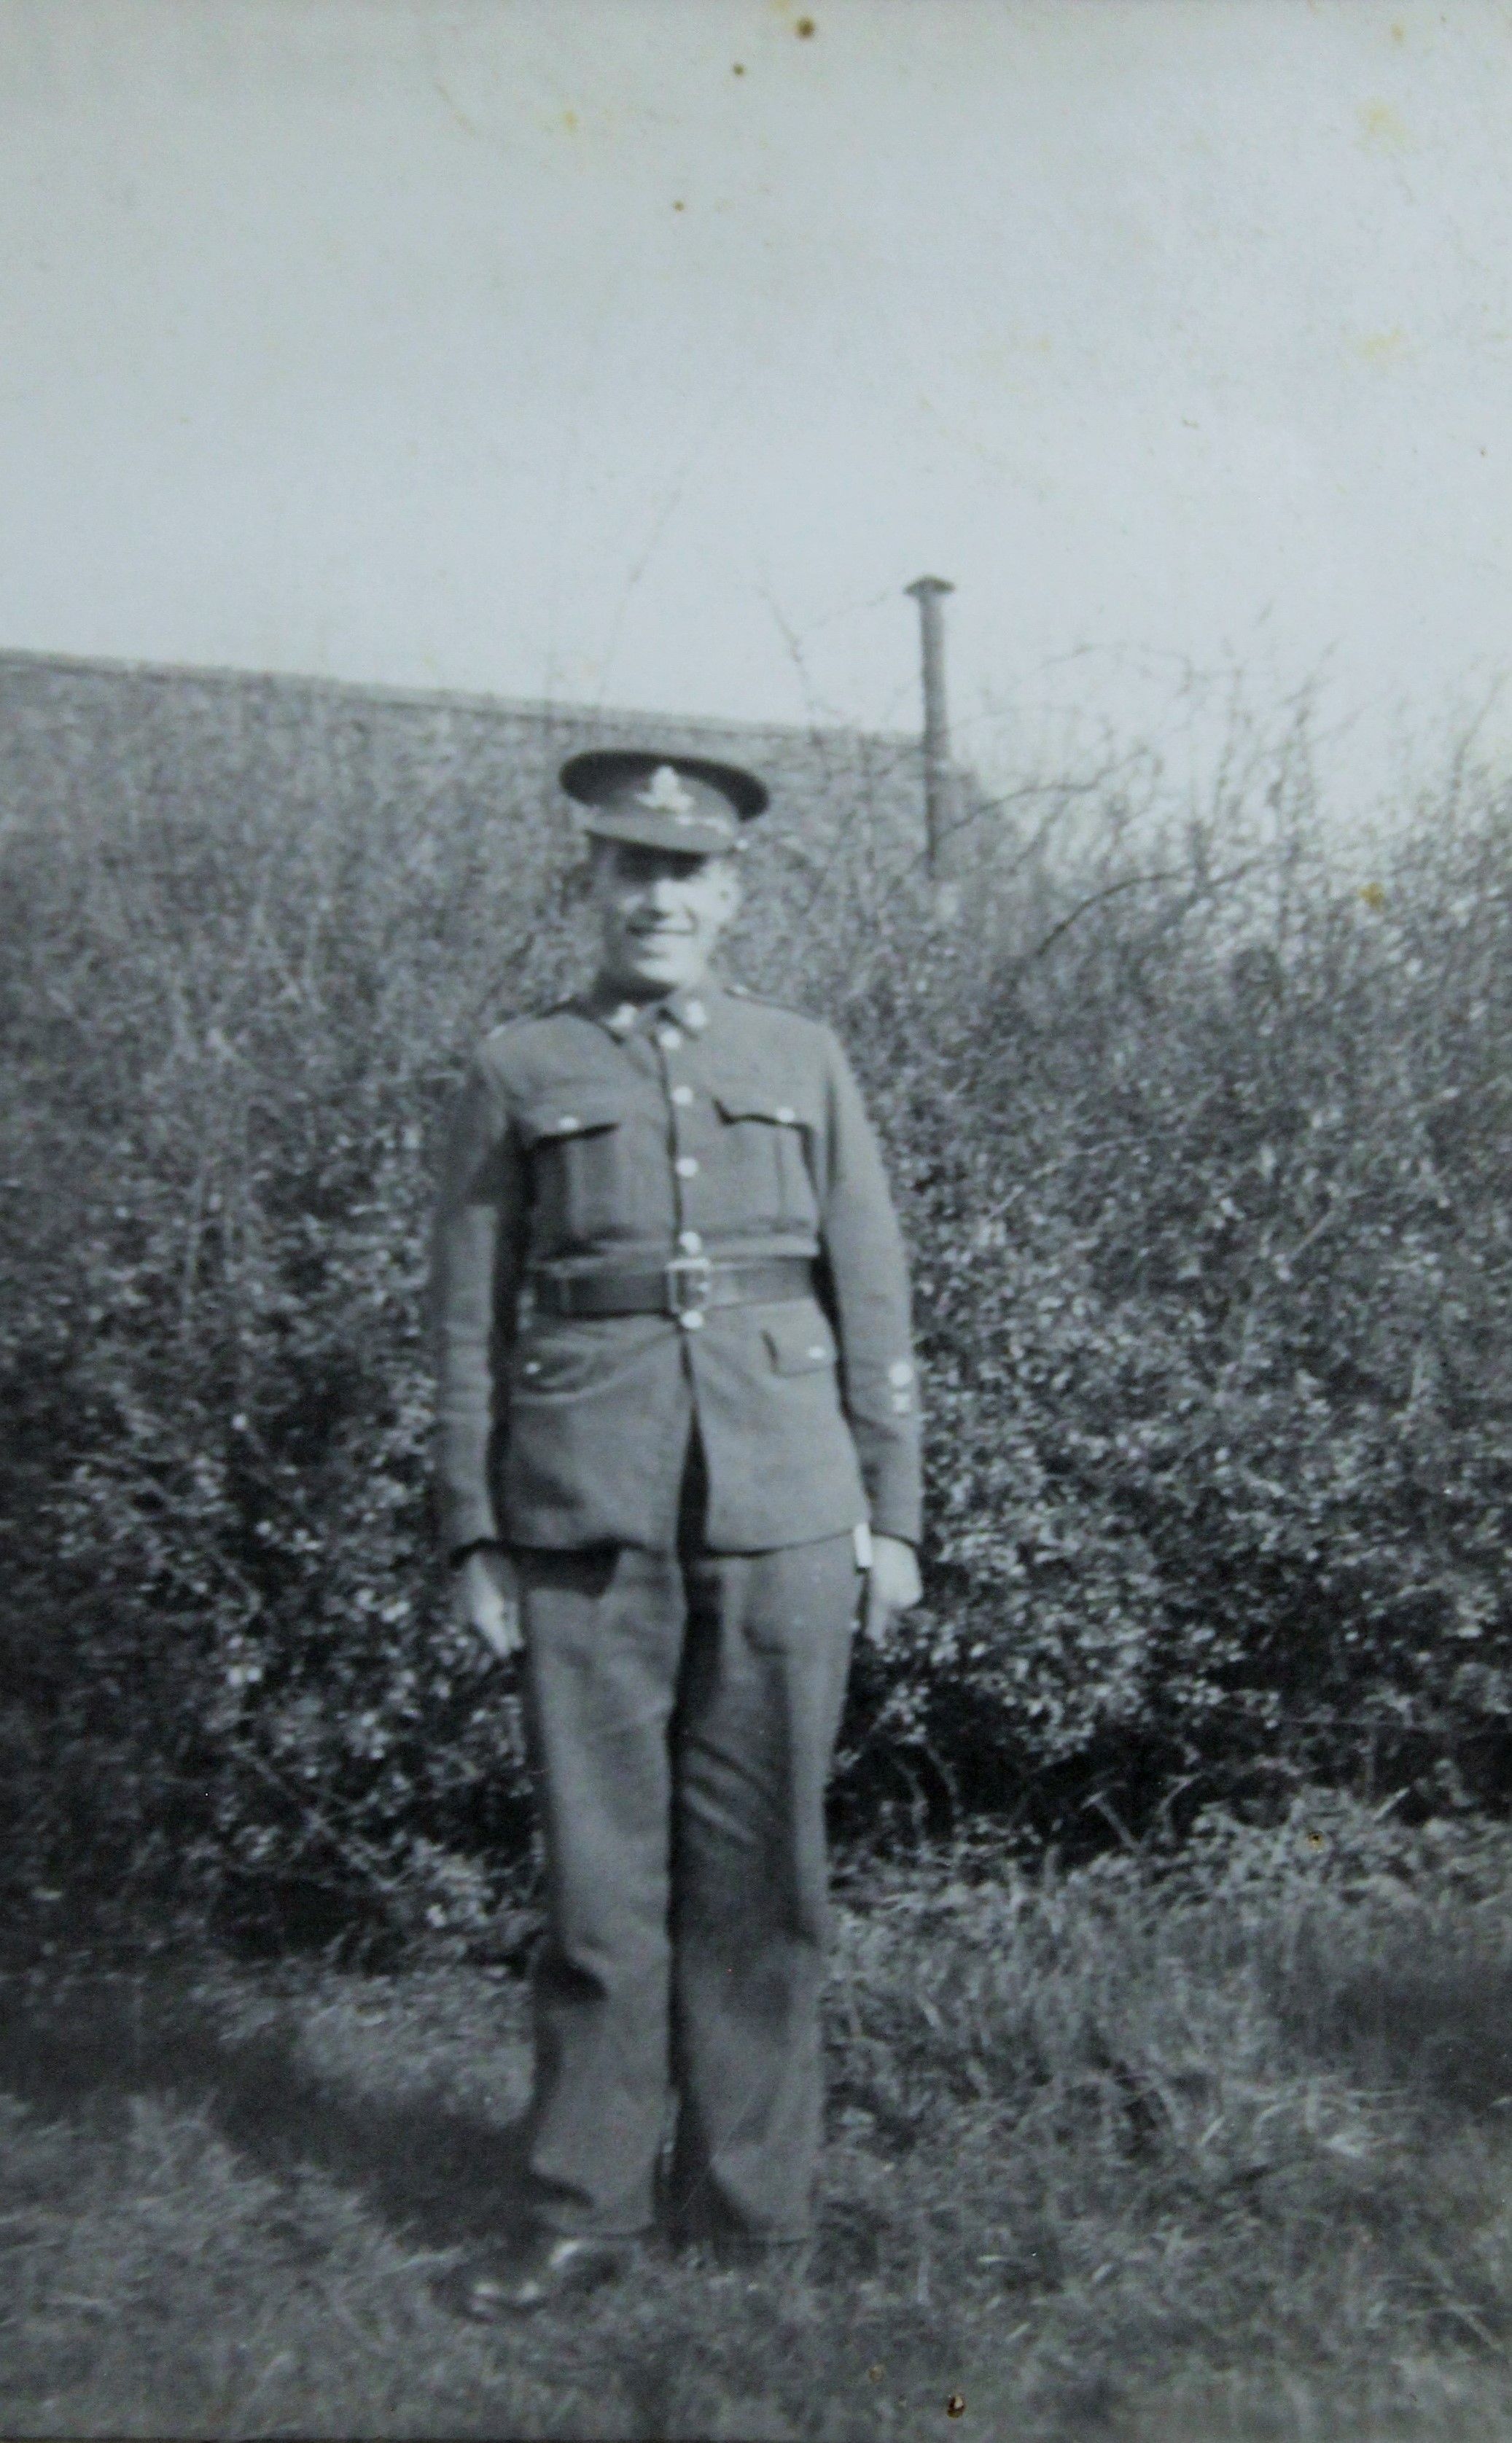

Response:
(814, 1032), (924, 1544)
(429, 1048), (529, 1554)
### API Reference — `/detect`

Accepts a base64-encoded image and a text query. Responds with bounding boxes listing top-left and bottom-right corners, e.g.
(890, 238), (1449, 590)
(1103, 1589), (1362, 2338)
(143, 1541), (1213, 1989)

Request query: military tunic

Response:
(430, 973), (921, 2243)
(432, 976), (922, 1557)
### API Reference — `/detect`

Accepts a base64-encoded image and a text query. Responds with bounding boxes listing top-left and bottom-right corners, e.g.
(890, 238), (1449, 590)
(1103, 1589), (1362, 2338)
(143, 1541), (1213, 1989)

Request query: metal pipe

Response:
(904, 576), (956, 878)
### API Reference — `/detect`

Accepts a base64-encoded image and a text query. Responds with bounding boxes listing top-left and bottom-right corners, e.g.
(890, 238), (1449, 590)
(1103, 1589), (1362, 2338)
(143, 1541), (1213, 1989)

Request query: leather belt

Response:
(531, 1255), (814, 1320)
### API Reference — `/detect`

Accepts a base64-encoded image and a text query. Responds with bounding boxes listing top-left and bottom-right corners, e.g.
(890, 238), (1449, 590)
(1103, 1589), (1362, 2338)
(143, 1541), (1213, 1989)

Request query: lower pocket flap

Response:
(762, 1310), (837, 1375)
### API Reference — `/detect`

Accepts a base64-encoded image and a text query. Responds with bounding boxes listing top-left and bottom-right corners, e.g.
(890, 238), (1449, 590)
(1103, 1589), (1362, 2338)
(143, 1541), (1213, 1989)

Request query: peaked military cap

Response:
(560, 749), (769, 854)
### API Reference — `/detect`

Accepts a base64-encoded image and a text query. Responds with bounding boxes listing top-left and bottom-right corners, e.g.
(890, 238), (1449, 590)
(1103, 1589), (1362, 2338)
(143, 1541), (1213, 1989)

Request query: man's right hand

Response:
(451, 1546), (523, 1661)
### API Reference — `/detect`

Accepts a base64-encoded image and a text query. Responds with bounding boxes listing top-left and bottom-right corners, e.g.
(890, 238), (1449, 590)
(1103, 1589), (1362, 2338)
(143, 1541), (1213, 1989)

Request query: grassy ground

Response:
(4, 1804), (1512, 2441)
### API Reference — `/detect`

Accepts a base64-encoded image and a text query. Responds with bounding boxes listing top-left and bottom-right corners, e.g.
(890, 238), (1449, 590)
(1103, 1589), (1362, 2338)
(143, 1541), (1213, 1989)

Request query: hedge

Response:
(3, 716), (1510, 1952)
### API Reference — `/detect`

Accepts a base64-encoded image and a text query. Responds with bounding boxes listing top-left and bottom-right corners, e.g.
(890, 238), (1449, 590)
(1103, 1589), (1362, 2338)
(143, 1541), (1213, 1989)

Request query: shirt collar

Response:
(663, 981), (717, 1036)
(579, 976), (723, 1040)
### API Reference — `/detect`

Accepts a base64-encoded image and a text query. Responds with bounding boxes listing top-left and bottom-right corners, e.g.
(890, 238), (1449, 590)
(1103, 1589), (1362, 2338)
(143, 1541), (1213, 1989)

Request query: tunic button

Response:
(658, 1027), (683, 1052)
(775, 1105), (796, 1125)
(671, 1084), (693, 1107)
(679, 1229), (704, 1253)
(675, 1156), (699, 1178)
(685, 1000), (706, 1031)
(678, 1309), (705, 1331)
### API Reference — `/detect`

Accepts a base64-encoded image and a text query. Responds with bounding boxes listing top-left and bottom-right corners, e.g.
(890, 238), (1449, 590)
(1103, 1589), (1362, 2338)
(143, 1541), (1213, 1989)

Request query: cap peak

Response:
(559, 747), (769, 853)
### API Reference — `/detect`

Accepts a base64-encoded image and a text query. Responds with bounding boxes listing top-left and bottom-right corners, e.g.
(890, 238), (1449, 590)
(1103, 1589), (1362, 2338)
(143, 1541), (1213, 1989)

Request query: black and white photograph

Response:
(4, 4), (1512, 2436)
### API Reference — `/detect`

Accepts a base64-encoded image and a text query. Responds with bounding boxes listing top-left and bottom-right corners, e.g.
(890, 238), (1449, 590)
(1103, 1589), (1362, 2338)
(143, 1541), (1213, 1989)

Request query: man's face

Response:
(589, 841), (742, 996)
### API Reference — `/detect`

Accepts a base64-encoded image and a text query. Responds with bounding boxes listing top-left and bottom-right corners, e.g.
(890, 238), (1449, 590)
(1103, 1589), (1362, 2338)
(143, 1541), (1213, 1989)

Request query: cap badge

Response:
(634, 764), (698, 816)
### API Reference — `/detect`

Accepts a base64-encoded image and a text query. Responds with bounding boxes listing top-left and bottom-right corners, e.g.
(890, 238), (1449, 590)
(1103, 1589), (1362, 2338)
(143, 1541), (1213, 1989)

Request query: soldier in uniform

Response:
(431, 747), (922, 2313)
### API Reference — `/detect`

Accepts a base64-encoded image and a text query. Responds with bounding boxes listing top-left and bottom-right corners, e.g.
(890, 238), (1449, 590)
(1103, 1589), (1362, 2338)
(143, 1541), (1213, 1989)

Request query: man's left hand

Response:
(862, 1534), (922, 1649)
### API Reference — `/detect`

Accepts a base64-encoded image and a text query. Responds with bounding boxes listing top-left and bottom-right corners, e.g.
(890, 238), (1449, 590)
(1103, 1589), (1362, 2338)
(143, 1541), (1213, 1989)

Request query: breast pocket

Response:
(711, 1082), (820, 1234)
(516, 1090), (628, 1247)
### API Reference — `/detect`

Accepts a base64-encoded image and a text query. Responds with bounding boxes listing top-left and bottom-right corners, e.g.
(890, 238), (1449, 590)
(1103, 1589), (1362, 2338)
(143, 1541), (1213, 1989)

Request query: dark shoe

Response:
(438, 2230), (641, 2320)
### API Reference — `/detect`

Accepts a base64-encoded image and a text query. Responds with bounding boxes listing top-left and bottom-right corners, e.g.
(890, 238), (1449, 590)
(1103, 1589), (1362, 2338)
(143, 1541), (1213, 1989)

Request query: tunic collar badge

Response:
(634, 764), (698, 817)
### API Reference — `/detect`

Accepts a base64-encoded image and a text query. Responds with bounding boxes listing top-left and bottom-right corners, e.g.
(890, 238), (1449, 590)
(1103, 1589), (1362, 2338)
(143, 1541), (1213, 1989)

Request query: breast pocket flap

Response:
(713, 1082), (817, 1130)
(516, 1090), (626, 1148)
(762, 1308), (838, 1376)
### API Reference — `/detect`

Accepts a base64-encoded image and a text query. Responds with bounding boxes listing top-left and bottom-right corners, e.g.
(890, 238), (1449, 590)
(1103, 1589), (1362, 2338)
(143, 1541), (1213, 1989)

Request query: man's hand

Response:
(862, 1533), (922, 1649)
(451, 1546), (523, 1661)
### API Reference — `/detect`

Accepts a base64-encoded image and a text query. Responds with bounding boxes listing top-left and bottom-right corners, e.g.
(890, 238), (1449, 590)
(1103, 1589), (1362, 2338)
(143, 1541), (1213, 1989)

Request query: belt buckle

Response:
(666, 1255), (714, 1316)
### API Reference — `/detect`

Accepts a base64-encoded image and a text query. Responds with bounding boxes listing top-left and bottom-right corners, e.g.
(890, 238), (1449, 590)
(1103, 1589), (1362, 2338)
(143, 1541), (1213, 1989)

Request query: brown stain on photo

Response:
(1359, 98), (1411, 152)
(1354, 327), (1411, 367)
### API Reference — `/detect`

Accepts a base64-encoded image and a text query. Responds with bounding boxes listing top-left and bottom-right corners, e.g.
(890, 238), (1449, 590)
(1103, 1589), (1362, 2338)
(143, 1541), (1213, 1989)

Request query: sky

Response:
(2, 0), (1511, 810)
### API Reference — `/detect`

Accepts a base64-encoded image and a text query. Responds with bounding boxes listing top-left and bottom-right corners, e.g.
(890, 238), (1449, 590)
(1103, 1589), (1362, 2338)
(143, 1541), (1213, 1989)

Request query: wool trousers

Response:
(515, 1459), (857, 2242)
